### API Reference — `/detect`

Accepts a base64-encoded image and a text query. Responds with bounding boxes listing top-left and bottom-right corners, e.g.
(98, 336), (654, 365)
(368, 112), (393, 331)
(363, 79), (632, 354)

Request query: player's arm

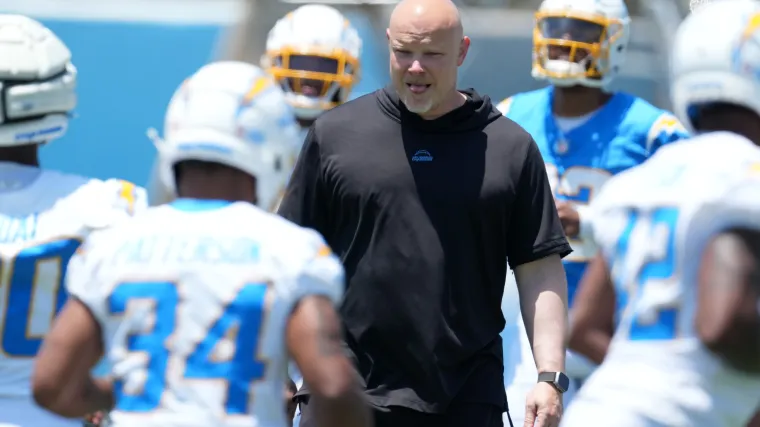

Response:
(32, 241), (114, 418)
(696, 228), (760, 373)
(567, 253), (616, 364)
(285, 240), (372, 427)
(287, 296), (370, 427)
(32, 296), (112, 417)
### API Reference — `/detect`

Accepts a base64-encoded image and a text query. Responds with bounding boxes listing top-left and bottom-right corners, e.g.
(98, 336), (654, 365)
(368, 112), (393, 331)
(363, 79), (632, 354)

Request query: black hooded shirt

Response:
(279, 86), (571, 413)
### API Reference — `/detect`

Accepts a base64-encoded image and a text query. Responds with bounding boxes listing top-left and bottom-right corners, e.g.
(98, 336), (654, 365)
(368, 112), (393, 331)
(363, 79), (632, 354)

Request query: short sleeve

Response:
(506, 139), (572, 269)
(277, 126), (330, 234)
(496, 97), (513, 115)
(65, 233), (108, 325)
(108, 179), (149, 216)
(646, 112), (690, 153)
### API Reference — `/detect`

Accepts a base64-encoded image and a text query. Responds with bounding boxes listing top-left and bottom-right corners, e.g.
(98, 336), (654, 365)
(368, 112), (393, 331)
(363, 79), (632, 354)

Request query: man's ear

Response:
(458, 36), (471, 66)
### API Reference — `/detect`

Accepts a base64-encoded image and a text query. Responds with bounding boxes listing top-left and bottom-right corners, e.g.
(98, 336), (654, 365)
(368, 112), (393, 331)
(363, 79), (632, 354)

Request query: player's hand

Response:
(556, 201), (580, 238)
(82, 410), (107, 427)
(523, 382), (563, 427)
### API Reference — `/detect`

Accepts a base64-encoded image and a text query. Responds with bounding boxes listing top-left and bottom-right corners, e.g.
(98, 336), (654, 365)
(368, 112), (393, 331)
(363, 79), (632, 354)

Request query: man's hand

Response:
(523, 382), (563, 427)
(556, 201), (580, 238)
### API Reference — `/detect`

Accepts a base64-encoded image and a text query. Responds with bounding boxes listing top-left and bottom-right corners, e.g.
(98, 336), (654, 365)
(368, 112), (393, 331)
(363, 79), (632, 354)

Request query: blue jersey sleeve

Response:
(496, 97), (513, 115)
(646, 112), (690, 153)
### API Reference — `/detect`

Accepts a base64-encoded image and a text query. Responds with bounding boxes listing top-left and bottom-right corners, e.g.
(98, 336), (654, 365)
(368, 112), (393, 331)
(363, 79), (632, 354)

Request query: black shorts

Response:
(297, 399), (505, 427)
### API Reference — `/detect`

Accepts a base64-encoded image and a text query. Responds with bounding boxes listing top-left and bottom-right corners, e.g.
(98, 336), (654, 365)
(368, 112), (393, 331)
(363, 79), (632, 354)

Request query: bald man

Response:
(279, 1), (571, 426)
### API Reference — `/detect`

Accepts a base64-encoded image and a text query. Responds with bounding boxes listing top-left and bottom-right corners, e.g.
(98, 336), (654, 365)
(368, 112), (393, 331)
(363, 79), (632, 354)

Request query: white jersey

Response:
(562, 132), (760, 427)
(66, 199), (344, 427)
(0, 162), (146, 399)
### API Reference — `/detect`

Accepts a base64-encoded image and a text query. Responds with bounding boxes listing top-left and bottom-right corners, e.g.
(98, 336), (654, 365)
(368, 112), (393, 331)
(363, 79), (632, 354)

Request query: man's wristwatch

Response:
(537, 371), (570, 393)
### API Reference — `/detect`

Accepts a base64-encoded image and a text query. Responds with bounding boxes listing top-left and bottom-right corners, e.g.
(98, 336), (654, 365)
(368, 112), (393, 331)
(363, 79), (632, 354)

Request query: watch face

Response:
(538, 372), (570, 392)
(557, 372), (570, 392)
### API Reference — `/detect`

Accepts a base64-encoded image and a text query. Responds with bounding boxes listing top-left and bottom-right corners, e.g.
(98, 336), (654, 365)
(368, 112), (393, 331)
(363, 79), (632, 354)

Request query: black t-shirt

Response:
(279, 86), (571, 413)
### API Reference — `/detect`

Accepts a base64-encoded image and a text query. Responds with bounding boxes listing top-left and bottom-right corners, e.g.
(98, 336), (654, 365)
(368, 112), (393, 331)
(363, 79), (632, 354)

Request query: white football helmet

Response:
(532, 0), (630, 88)
(671, 0), (760, 133)
(150, 61), (301, 211)
(262, 5), (362, 121)
(0, 15), (76, 146)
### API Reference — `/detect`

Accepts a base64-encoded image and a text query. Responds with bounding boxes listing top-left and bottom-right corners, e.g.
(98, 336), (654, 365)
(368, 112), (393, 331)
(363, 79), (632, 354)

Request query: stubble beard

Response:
(401, 91), (435, 114)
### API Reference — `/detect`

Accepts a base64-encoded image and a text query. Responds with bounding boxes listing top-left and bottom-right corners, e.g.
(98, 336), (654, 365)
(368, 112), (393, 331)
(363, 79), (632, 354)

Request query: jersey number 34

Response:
(108, 281), (269, 415)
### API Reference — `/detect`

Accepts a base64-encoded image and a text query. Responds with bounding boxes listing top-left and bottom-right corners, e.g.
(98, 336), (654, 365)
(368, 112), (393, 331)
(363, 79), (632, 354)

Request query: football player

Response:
(495, 0), (690, 423)
(146, 5), (361, 210)
(31, 61), (372, 427)
(0, 15), (147, 427)
(262, 4), (362, 134)
(563, 1), (760, 425)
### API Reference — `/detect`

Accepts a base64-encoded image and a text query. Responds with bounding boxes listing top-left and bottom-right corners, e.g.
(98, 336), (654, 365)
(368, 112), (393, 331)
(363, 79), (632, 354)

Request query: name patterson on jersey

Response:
(109, 235), (261, 265)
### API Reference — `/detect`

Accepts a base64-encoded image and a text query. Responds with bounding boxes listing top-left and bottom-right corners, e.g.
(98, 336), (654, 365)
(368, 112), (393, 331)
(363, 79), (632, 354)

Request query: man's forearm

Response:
(515, 255), (569, 372)
(527, 289), (568, 372)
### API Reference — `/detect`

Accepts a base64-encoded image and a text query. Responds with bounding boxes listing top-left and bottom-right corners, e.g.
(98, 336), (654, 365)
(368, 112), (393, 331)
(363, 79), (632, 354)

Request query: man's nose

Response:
(408, 59), (425, 74)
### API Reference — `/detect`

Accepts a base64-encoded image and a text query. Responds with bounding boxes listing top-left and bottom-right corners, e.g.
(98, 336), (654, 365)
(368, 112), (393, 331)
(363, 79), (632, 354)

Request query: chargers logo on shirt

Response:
(411, 150), (433, 162)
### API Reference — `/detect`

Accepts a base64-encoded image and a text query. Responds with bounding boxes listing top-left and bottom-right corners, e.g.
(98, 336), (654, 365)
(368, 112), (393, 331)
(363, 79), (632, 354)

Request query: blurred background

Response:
(0, 0), (696, 186)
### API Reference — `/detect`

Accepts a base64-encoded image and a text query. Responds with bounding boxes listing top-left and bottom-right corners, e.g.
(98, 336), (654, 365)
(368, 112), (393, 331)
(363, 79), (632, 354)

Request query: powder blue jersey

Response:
(497, 87), (689, 306)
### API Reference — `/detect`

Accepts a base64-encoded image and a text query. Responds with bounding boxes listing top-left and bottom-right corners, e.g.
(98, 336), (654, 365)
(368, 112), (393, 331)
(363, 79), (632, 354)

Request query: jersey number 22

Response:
(613, 207), (680, 340)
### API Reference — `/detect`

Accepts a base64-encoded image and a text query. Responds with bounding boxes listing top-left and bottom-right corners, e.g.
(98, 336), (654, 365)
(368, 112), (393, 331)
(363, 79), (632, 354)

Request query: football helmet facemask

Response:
(262, 5), (362, 122)
(532, 0), (630, 88)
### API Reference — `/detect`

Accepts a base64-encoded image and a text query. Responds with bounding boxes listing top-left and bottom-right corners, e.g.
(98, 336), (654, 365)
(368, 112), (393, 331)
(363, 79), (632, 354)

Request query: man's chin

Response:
(401, 96), (434, 115)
